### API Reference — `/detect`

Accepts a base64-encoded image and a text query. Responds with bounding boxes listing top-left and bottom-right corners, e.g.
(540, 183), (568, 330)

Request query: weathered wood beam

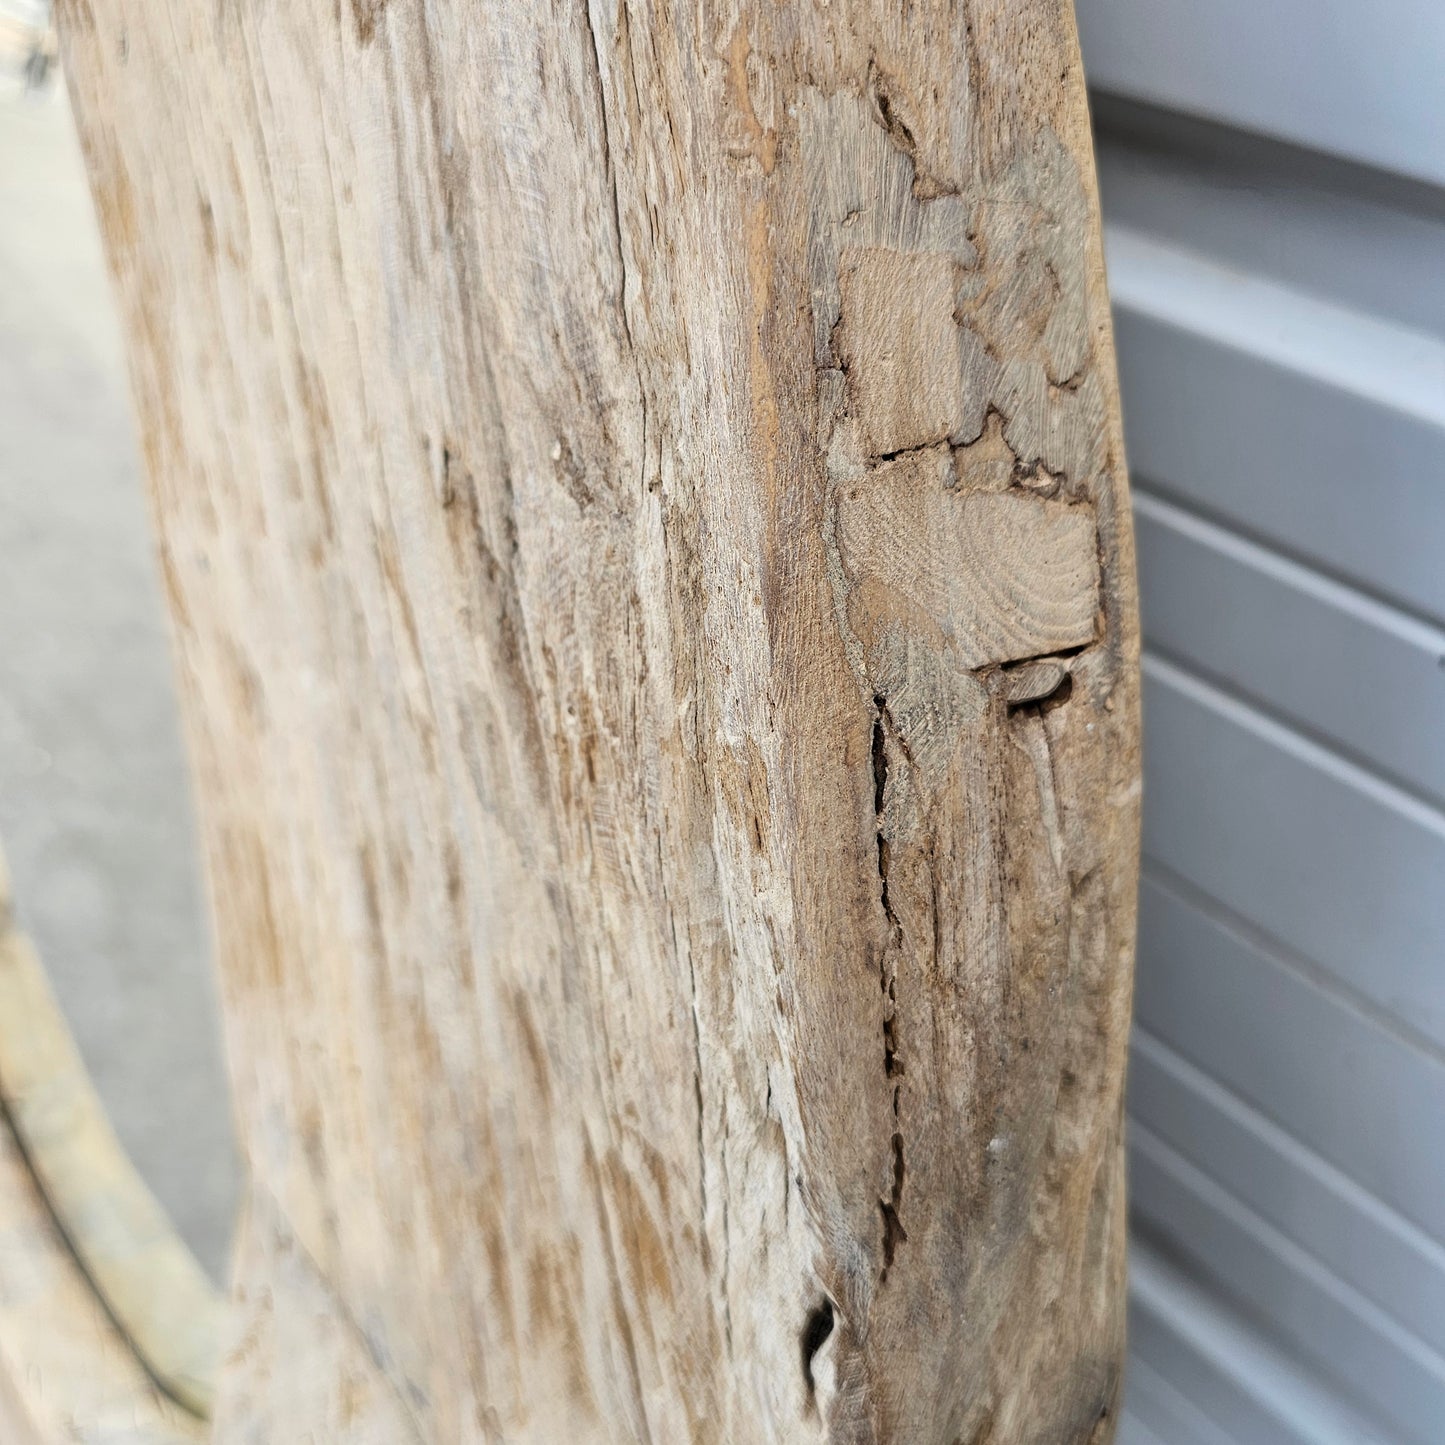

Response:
(50, 0), (1141, 1438)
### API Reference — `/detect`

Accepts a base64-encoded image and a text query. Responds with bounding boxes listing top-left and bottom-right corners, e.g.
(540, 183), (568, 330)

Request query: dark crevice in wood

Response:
(870, 695), (909, 1287)
(870, 699), (900, 934)
(800, 1299), (835, 1399)
(882, 1013), (903, 1078)
(868, 60), (916, 160)
(866, 57), (959, 200)
(878, 1129), (908, 1281)
(869, 437), (951, 467)
(998, 643), (1090, 670)
(871, 707), (889, 816)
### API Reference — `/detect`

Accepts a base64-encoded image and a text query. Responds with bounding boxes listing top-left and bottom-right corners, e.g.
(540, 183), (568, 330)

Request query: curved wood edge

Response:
(0, 1108), (203, 1444)
(212, 1188), (422, 1444)
(0, 840), (223, 1428)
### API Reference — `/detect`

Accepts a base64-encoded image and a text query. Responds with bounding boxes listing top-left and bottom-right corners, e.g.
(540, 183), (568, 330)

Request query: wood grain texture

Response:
(58, 0), (1140, 1439)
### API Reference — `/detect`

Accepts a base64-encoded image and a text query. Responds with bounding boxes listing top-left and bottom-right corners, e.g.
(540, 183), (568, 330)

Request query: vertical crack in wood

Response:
(870, 695), (908, 1285)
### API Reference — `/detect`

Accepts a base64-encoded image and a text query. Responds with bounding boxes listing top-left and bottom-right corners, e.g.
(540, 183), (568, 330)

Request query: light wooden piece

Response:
(55, 0), (1141, 1439)
(0, 1113), (204, 1445)
(0, 909), (224, 1417)
(0, 849), (209, 1442)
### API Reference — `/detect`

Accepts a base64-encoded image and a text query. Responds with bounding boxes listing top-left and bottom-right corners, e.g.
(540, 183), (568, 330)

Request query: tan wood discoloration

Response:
(53, 0), (1140, 1439)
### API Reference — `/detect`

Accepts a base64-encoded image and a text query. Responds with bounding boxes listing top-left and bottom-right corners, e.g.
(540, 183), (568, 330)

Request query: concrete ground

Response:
(0, 74), (238, 1280)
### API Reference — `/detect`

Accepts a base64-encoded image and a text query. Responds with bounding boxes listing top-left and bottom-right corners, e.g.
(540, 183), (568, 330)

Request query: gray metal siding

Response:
(1134, 492), (1445, 809)
(1077, 0), (1445, 190)
(1074, 4), (1445, 1441)
(1110, 231), (1445, 625)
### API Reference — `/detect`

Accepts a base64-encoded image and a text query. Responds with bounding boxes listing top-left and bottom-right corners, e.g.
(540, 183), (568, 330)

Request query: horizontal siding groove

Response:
(1118, 1356), (1235, 1445)
(1104, 224), (1445, 427)
(1131, 1123), (1445, 1444)
(1129, 1239), (1394, 1445)
(1140, 633), (1445, 823)
(1134, 487), (1445, 810)
(1142, 661), (1445, 1052)
(1137, 866), (1445, 1229)
(1092, 109), (1445, 340)
(1130, 1026), (1445, 1351)
(1091, 92), (1445, 224)
(1142, 652), (1445, 838)
(1075, 0), (1445, 189)
(1133, 458), (1445, 640)
(1107, 281), (1445, 625)
(1134, 489), (1445, 658)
